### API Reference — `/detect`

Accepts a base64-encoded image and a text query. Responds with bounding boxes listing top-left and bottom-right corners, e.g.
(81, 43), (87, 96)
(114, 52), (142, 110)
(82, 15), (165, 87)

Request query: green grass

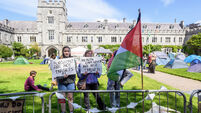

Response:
(156, 65), (201, 81)
(0, 60), (199, 113)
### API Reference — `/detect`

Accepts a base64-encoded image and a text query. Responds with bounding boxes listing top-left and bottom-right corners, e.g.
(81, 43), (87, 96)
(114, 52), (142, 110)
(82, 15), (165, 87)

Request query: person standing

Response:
(55, 46), (76, 113)
(77, 50), (106, 111)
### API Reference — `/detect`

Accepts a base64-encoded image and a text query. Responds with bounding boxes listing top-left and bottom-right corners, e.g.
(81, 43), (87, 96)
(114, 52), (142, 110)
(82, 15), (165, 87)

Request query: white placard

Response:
(50, 58), (76, 77)
(80, 57), (102, 74)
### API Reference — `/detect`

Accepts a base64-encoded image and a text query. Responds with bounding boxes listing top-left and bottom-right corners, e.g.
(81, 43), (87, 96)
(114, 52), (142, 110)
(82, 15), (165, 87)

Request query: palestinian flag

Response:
(107, 11), (142, 81)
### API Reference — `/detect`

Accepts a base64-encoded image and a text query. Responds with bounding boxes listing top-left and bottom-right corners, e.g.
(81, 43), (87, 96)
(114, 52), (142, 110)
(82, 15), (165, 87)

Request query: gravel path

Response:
(132, 69), (201, 92)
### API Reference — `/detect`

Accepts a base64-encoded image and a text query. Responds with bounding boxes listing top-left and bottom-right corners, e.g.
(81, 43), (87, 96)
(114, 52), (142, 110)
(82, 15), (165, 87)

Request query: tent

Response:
(40, 58), (49, 64)
(151, 51), (170, 65)
(188, 59), (201, 73)
(175, 52), (186, 61)
(184, 55), (201, 63)
(164, 59), (188, 69)
(71, 46), (87, 57)
(14, 57), (29, 64)
(168, 53), (175, 59)
(94, 47), (112, 54)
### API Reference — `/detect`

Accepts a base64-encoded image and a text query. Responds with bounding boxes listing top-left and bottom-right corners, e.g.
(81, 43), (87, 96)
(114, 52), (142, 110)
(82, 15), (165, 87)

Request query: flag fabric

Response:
(107, 11), (142, 81)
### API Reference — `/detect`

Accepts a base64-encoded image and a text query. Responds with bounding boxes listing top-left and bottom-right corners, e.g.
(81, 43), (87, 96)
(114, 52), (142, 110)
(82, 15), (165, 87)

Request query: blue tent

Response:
(188, 59), (201, 73)
(164, 59), (188, 69)
(168, 53), (175, 59)
(184, 55), (201, 63)
(40, 58), (49, 64)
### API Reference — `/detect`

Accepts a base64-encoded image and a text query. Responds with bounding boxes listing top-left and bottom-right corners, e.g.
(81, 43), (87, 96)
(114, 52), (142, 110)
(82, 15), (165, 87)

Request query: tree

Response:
(0, 45), (13, 58)
(186, 33), (201, 55)
(87, 44), (92, 50)
(29, 43), (41, 57)
(12, 42), (29, 57)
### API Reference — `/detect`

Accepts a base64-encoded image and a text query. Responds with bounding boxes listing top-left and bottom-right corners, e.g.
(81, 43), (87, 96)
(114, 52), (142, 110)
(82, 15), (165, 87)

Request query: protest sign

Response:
(79, 57), (102, 74)
(0, 99), (24, 113)
(50, 58), (76, 77)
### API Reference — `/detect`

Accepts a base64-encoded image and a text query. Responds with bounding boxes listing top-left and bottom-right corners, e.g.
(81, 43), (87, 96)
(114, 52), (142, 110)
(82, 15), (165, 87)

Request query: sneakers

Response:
(49, 84), (54, 91)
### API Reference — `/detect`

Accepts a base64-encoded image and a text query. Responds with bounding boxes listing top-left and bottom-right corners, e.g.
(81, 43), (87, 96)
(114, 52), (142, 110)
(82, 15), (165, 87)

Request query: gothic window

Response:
(146, 37), (149, 43)
(91, 37), (93, 42)
(82, 36), (88, 42)
(152, 37), (157, 43)
(30, 36), (36, 42)
(111, 37), (117, 42)
(17, 36), (22, 42)
(67, 36), (72, 42)
(49, 10), (52, 14)
(142, 37), (144, 42)
(179, 37), (183, 43)
(169, 25), (174, 29)
(165, 37), (171, 43)
(48, 16), (54, 24)
(161, 37), (162, 42)
(143, 25), (147, 29)
(0, 32), (1, 42)
(83, 24), (88, 28)
(97, 36), (102, 43)
(174, 37), (176, 42)
(48, 30), (54, 40)
(156, 25), (161, 29)
(120, 37), (122, 42)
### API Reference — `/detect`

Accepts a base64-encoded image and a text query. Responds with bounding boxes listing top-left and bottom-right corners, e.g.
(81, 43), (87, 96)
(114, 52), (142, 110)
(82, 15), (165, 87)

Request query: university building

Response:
(0, 0), (200, 57)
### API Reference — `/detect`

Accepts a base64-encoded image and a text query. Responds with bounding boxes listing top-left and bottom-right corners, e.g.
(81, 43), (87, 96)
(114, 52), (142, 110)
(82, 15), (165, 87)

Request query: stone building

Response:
(0, 0), (199, 57)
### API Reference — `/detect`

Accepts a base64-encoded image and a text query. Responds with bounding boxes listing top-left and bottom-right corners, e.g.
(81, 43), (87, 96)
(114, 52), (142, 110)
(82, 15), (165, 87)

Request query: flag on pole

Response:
(107, 10), (142, 81)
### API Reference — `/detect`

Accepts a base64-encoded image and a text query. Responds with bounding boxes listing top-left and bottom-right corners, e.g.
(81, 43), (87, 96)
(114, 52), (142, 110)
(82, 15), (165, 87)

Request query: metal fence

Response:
(0, 92), (45, 113)
(49, 90), (186, 113)
(189, 89), (201, 113)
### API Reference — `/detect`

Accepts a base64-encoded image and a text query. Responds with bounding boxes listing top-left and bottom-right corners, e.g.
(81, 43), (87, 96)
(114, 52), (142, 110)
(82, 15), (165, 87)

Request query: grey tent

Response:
(151, 51), (170, 65)
(176, 52), (186, 61)
(164, 59), (188, 69)
(94, 47), (112, 54)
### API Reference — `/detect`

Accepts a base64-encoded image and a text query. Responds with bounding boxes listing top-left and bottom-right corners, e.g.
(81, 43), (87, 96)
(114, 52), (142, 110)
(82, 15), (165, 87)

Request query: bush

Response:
(0, 45), (13, 58)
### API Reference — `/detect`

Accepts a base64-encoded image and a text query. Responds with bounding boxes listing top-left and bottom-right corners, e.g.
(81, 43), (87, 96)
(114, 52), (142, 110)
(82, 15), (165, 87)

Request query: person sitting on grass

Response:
(24, 70), (52, 91)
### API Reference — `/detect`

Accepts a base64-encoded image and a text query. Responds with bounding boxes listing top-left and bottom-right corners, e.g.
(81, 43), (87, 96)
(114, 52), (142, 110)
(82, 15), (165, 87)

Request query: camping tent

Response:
(94, 47), (112, 54)
(164, 59), (188, 69)
(175, 52), (186, 61)
(14, 57), (29, 64)
(151, 51), (170, 65)
(184, 55), (201, 63)
(168, 53), (175, 59)
(40, 58), (49, 64)
(188, 59), (201, 73)
(71, 46), (87, 57)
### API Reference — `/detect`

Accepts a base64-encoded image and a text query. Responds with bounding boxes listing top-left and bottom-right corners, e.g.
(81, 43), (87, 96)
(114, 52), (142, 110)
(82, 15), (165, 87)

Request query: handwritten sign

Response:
(79, 57), (102, 74)
(50, 58), (76, 77)
(0, 99), (24, 113)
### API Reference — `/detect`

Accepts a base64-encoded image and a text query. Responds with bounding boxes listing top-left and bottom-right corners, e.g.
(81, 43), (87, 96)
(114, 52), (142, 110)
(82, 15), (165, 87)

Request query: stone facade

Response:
(0, 0), (199, 57)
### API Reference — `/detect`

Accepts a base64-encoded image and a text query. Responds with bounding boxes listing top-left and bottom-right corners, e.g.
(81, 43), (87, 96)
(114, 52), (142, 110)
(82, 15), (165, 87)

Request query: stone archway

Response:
(48, 48), (57, 57)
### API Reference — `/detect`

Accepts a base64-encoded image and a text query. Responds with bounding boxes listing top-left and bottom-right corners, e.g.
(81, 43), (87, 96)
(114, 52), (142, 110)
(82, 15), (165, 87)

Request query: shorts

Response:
(58, 83), (75, 90)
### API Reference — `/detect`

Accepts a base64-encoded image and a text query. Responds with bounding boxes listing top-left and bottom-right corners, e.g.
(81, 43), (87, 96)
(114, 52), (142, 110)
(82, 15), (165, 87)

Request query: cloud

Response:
(0, 0), (122, 21)
(161, 0), (175, 6)
(0, 0), (37, 17)
(67, 0), (122, 21)
(195, 20), (201, 24)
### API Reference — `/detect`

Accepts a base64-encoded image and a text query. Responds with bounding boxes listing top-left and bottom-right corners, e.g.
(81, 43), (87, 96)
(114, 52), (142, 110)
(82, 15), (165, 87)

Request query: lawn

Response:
(156, 65), (201, 81)
(0, 60), (199, 113)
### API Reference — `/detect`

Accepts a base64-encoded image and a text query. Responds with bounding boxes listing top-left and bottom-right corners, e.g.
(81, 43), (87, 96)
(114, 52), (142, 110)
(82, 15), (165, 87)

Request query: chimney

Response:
(179, 21), (184, 29)
(49, 0), (52, 2)
(3, 19), (9, 25)
(133, 20), (136, 25)
(104, 19), (108, 24)
(174, 18), (177, 23)
(123, 18), (126, 23)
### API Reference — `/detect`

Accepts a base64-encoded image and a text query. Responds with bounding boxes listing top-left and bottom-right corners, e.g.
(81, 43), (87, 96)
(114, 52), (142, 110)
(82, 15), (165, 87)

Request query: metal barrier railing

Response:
(49, 90), (186, 113)
(0, 92), (45, 113)
(189, 89), (201, 113)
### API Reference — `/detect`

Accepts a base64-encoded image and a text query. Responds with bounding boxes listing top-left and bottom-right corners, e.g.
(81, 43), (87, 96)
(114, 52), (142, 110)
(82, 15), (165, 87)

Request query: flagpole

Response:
(138, 8), (145, 113)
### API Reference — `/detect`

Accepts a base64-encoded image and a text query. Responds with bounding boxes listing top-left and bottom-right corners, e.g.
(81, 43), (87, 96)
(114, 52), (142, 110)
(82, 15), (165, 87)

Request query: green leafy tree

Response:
(186, 33), (201, 55)
(0, 45), (13, 58)
(29, 43), (41, 57)
(12, 42), (29, 57)
(87, 44), (92, 50)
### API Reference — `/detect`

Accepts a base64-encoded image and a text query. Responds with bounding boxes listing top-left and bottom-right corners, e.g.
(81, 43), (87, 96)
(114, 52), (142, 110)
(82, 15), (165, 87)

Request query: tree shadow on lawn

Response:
(0, 80), (10, 84)
(0, 88), (17, 93)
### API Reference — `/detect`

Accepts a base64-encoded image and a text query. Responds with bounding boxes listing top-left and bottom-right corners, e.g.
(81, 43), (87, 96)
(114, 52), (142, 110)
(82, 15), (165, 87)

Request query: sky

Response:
(0, 0), (200, 25)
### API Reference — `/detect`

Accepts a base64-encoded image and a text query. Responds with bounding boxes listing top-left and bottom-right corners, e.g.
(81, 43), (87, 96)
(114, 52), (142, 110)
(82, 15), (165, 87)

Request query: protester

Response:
(49, 53), (57, 86)
(55, 46), (76, 113)
(77, 50), (106, 111)
(24, 70), (51, 91)
(148, 53), (156, 73)
(143, 54), (148, 69)
(107, 50), (121, 107)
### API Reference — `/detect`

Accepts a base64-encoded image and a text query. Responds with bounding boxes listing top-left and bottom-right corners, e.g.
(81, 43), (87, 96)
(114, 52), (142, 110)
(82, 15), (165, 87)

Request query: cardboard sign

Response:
(79, 57), (102, 74)
(50, 58), (76, 77)
(0, 99), (24, 113)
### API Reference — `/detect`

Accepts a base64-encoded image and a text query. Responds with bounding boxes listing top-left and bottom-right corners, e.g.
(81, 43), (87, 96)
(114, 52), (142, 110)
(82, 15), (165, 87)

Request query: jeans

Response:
(107, 79), (120, 107)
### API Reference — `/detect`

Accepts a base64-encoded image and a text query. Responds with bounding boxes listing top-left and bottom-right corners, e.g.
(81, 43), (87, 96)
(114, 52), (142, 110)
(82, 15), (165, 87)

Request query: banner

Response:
(50, 58), (76, 77)
(79, 57), (102, 74)
(0, 99), (24, 113)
